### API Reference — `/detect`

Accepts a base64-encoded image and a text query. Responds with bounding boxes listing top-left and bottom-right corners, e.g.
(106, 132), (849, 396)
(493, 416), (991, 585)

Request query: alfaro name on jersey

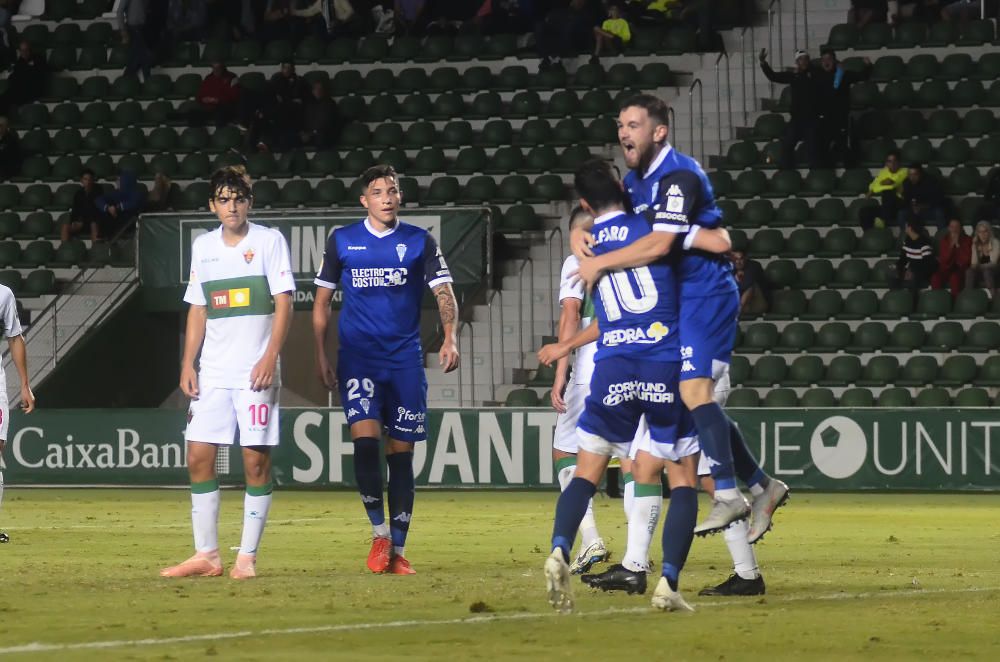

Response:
(589, 210), (679, 362)
(314, 219), (453, 369)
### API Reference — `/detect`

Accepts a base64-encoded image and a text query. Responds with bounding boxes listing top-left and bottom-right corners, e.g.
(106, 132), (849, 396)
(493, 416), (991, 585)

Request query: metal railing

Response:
(714, 50), (733, 151)
(739, 26), (757, 125)
(688, 78), (704, 165)
(515, 257), (534, 370)
(456, 320), (475, 406)
(485, 288), (504, 402)
(545, 227), (562, 336)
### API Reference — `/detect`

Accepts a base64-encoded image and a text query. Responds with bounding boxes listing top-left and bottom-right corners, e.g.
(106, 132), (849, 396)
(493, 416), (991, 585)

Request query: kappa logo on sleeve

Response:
(210, 288), (251, 309)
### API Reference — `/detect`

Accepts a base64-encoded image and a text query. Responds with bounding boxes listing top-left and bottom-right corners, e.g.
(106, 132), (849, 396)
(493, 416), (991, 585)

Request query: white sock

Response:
(239, 489), (272, 556)
(749, 484), (765, 497)
(623, 478), (635, 521)
(715, 487), (741, 501)
(191, 488), (220, 554)
(0, 470), (5, 519)
(373, 523), (390, 538)
(394, 545), (404, 557)
(724, 519), (759, 579)
(558, 463), (600, 549)
(557, 464), (575, 491)
(622, 483), (661, 572)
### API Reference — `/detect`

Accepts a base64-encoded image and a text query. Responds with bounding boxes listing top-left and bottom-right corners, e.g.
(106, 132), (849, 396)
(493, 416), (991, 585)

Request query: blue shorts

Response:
(679, 291), (739, 381)
(337, 354), (428, 442)
(577, 356), (693, 456)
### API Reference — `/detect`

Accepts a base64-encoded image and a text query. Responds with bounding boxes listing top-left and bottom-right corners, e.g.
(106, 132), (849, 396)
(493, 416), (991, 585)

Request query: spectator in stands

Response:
(167, 0), (210, 41)
(859, 150), (908, 230)
(0, 1), (13, 64)
(474, 0), (535, 34)
(0, 116), (22, 181)
(206, 0), (249, 40)
(940, 0), (978, 21)
(0, 40), (48, 115)
(535, 0), (598, 71)
(96, 171), (146, 239)
(187, 61), (240, 127)
(260, 0), (294, 41)
(145, 172), (173, 213)
(62, 168), (104, 243)
(268, 61), (308, 150)
(900, 164), (948, 231)
(930, 218), (971, 298)
(118, 0), (154, 82)
(732, 249), (769, 315)
(966, 221), (1000, 295)
(890, 218), (936, 297)
(816, 48), (871, 167)
(982, 168), (1000, 223)
(592, 3), (631, 62)
(759, 48), (820, 169)
(300, 80), (340, 149)
(848, 0), (888, 27)
(887, 0), (927, 25)
(290, 0), (328, 40)
(395, 0), (426, 34)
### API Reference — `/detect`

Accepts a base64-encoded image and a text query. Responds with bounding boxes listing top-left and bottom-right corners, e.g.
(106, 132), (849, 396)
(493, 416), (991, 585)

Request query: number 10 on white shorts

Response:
(185, 386), (280, 447)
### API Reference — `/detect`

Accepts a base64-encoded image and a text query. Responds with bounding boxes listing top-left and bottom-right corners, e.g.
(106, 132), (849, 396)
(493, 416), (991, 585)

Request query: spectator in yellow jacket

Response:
(592, 4), (631, 62)
(859, 150), (908, 230)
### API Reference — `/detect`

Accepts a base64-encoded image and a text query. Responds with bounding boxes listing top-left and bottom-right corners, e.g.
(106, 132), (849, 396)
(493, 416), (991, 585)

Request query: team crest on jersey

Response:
(360, 398), (371, 414)
(186, 408), (194, 424)
(396, 243), (407, 262)
(666, 184), (685, 213)
(243, 248), (255, 264)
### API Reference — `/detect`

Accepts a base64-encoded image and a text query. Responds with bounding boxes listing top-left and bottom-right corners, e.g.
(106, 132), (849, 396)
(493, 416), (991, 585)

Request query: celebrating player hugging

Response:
(312, 165), (459, 576)
(162, 165), (295, 580)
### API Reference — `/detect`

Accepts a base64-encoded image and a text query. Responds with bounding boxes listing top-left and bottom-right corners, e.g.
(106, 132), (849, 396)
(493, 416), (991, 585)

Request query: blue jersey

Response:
(314, 219), (453, 369)
(623, 145), (737, 299)
(590, 211), (679, 362)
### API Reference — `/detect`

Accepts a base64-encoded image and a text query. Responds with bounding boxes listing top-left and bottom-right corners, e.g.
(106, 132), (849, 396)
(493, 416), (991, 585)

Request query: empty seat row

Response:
(718, 196), (988, 228)
(824, 19), (996, 50)
(0, 269), (59, 296)
(728, 386), (996, 408)
(730, 353), (1000, 388)
(764, 79), (1000, 114)
(739, 320), (1000, 353)
(849, 52), (1000, 82)
(747, 108), (997, 142)
(743, 288), (1000, 322)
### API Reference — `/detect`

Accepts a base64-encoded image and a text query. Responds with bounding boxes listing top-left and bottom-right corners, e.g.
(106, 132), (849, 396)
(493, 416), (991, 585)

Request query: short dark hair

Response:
(886, 150), (900, 160)
(618, 93), (670, 127)
(909, 163), (923, 173)
(575, 159), (627, 212)
(906, 217), (925, 233)
(821, 47), (836, 58)
(360, 164), (398, 189)
(209, 165), (252, 200)
(568, 205), (592, 231)
(81, 168), (95, 178)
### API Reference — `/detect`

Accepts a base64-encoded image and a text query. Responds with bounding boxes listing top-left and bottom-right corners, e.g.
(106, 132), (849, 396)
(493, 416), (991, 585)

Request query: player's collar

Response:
(364, 217), (398, 238)
(642, 143), (673, 179)
(593, 210), (627, 225)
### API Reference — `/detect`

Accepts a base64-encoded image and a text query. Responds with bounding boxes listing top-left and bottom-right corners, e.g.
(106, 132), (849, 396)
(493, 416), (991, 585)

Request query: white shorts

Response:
(185, 385), (280, 447)
(630, 421), (701, 463)
(0, 390), (8, 441)
(553, 381), (588, 454)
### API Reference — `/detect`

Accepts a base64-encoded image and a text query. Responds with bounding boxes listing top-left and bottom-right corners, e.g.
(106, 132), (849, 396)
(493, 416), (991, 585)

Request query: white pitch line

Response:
(6, 517), (344, 531)
(0, 585), (997, 655)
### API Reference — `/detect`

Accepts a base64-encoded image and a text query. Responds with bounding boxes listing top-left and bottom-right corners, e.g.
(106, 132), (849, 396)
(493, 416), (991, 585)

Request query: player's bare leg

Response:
(161, 441), (224, 577)
(0, 439), (7, 543)
(231, 446), (273, 580)
(385, 437), (417, 575)
(547, 449), (610, 613)
(652, 455), (698, 612)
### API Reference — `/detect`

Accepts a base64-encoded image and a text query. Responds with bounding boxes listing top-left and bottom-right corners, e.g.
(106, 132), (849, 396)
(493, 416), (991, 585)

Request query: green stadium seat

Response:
(0, 270), (23, 294)
(416, 35), (452, 62)
(372, 147), (405, 173)
(764, 259), (797, 288)
(505, 388), (539, 407)
(572, 63), (606, 90)
(726, 389), (760, 407)
(458, 176), (498, 204)
(933, 137), (972, 167)
(523, 145), (557, 173)
(767, 170), (802, 197)
(771, 198), (810, 227)
(953, 80), (985, 107)
(17, 186), (51, 212)
(313, 178), (345, 206)
(840, 387), (875, 407)
(940, 53), (974, 81)
(708, 171), (733, 198)
(799, 259), (835, 289)
(926, 321), (965, 351)
(815, 322), (852, 352)
(533, 67), (568, 92)
(52, 239), (87, 267)
(954, 388), (990, 407)
(729, 356), (751, 385)
(484, 146), (524, 175)
(912, 289), (952, 320)
(745, 356), (787, 387)
(821, 355), (862, 387)
(331, 69), (362, 96)
(878, 388), (913, 407)
(905, 54), (940, 81)
(915, 388), (951, 407)
(776, 322), (816, 354)
(51, 155), (83, 181)
(975, 52), (1000, 81)
(858, 356), (899, 387)
(739, 199), (773, 228)
(856, 228), (894, 257)
(451, 34), (483, 61)
(180, 153), (211, 179)
(841, 290), (878, 320)
(987, 80), (1000, 106)
(977, 356), (1000, 386)
(19, 240), (55, 267)
(938, 355), (977, 387)
(500, 205), (540, 232)
(971, 137), (1000, 166)
(726, 142), (758, 168)
(410, 147), (446, 175)
(531, 175), (564, 202)
(802, 169), (837, 195)
(958, 19), (995, 46)
(871, 56), (905, 82)
(278, 180), (313, 208)
(813, 199), (846, 227)
(17, 155), (50, 181)
(741, 322), (778, 350)
(662, 25), (696, 53)
(404, 121), (438, 148)
(785, 229), (820, 257)
(881, 322), (923, 353)
(897, 356), (939, 386)
(961, 321), (1000, 351)
(764, 290), (806, 320)
(800, 388), (837, 407)
(340, 149), (375, 176)
(880, 80), (913, 109)
(826, 24), (859, 50)
(749, 229), (785, 257)
(948, 166), (984, 195)
(802, 289), (844, 321)
(763, 389), (798, 407)
(19, 128), (50, 155)
(422, 177), (460, 205)
(0, 240), (20, 266)
(893, 21), (927, 48)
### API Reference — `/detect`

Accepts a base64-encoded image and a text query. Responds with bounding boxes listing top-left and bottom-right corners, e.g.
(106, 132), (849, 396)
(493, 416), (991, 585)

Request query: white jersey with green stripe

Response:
(558, 255), (597, 385)
(183, 222), (296, 389)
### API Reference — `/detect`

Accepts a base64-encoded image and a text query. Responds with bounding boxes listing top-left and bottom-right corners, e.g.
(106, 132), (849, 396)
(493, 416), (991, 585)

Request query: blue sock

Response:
(386, 451), (415, 551)
(661, 486), (698, 590)
(551, 477), (596, 563)
(691, 403), (737, 490)
(730, 420), (770, 489)
(353, 437), (385, 528)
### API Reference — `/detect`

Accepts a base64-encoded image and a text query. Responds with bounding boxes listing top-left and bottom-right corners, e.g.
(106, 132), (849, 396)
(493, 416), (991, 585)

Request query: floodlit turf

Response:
(0, 490), (998, 660)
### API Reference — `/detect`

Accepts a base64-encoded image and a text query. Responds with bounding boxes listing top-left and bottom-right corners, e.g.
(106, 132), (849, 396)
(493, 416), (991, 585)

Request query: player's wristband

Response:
(683, 225), (701, 250)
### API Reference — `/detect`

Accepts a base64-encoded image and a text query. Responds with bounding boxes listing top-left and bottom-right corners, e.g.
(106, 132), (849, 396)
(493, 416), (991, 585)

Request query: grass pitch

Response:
(0, 489), (998, 660)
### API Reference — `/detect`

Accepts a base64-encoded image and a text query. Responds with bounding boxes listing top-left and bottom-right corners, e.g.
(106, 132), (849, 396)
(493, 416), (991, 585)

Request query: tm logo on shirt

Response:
(210, 288), (250, 309)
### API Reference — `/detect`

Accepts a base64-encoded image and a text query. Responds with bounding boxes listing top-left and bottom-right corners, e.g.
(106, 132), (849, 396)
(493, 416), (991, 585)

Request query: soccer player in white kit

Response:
(0, 287), (36, 544)
(160, 166), (295, 579)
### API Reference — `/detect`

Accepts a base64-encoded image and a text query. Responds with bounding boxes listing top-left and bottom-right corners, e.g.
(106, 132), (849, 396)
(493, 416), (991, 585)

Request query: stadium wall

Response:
(2, 408), (998, 491)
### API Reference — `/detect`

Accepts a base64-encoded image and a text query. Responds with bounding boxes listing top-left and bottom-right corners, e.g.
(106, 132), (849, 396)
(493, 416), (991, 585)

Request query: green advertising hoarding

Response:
(137, 208), (491, 310)
(2, 408), (999, 490)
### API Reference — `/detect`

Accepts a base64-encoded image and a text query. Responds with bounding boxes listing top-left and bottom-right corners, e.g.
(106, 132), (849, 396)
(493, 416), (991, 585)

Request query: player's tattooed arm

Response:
(434, 283), (460, 373)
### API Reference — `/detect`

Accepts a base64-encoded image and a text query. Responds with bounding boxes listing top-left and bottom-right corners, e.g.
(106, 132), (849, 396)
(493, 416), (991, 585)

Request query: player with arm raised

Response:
(0, 288), (36, 544)
(162, 165), (295, 580)
(573, 95), (788, 595)
(545, 159), (700, 614)
(313, 165), (459, 576)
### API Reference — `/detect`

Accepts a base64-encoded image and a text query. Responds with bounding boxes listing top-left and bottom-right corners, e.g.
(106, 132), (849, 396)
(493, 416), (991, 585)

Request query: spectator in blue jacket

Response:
(96, 171), (146, 239)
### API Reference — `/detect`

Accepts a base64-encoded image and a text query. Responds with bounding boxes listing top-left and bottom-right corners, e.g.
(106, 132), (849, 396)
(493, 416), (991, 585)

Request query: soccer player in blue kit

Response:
(573, 95), (789, 594)
(545, 160), (701, 614)
(313, 165), (460, 575)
